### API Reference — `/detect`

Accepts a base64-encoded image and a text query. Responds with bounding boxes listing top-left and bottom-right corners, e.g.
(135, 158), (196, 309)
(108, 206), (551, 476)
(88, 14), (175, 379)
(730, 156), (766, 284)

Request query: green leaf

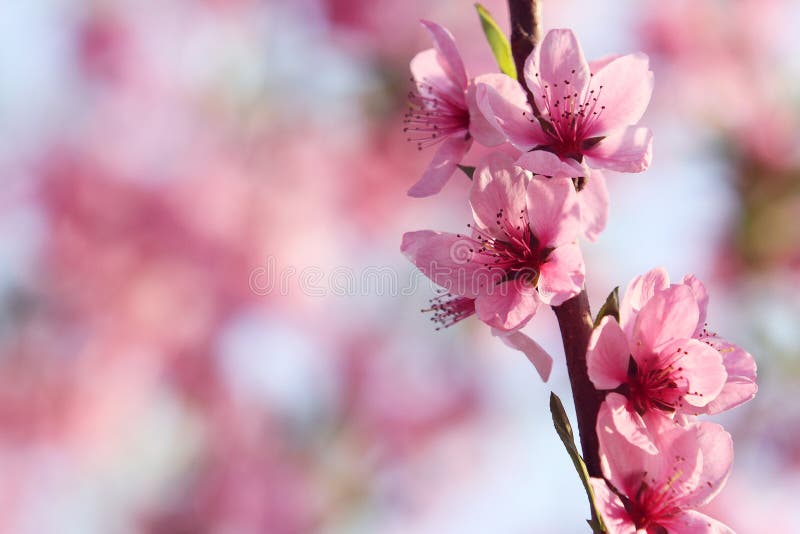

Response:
(550, 392), (607, 533)
(457, 164), (476, 180)
(593, 287), (619, 328)
(474, 3), (517, 79)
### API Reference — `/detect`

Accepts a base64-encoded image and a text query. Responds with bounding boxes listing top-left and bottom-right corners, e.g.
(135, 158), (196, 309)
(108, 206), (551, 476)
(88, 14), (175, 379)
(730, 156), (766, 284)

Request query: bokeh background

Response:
(0, 0), (798, 532)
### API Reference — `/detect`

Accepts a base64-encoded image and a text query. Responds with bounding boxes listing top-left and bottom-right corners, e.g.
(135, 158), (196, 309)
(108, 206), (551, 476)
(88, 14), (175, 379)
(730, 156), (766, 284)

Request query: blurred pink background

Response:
(0, 0), (798, 532)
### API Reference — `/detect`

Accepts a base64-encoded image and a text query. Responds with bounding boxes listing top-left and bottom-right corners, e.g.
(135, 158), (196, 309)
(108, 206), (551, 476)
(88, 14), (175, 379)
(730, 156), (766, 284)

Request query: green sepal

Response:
(457, 164), (476, 180)
(593, 287), (620, 328)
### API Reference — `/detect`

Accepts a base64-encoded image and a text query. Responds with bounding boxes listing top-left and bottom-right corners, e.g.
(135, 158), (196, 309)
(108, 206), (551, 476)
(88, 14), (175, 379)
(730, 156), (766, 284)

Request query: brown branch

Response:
(507, 0), (602, 478)
(552, 289), (604, 477)
(507, 0), (541, 111)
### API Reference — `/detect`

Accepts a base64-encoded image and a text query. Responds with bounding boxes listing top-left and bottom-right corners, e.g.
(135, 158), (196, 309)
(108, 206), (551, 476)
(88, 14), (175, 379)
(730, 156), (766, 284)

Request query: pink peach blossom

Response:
(587, 285), (728, 450)
(591, 407), (734, 533)
(401, 153), (584, 379)
(477, 29), (654, 178)
(404, 20), (508, 197)
(619, 268), (758, 415)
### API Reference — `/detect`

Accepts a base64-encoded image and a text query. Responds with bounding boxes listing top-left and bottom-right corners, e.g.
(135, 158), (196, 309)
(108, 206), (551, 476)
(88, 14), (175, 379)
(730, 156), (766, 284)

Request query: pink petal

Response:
(536, 243), (584, 306)
(475, 281), (539, 331)
(419, 20), (468, 89)
(476, 82), (547, 151)
(583, 53), (654, 137)
(578, 169), (609, 242)
(633, 285), (699, 356)
(681, 273), (709, 336)
(410, 49), (463, 104)
(525, 29), (591, 119)
(493, 329), (553, 381)
(701, 339), (757, 415)
(470, 152), (528, 238)
(584, 126), (653, 173)
(515, 150), (584, 178)
(589, 54), (621, 73)
(587, 478), (637, 534)
(401, 230), (502, 298)
(619, 267), (670, 337)
(468, 73), (526, 146)
(675, 421), (733, 508)
(659, 338), (726, 408)
(587, 317), (630, 390)
(661, 511), (735, 534)
(603, 393), (659, 454)
(408, 135), (472, 197)
(597, 401), (678, 496)
(526, 178), (581, 248)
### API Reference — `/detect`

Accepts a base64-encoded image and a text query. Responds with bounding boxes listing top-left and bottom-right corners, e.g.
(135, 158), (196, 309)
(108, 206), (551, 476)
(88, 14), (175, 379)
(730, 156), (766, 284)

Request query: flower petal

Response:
(583, 53), (654, 137)
(525, 29), (591, 118)
(633, 285), (699, 356)
(701, 339), (757, 415)
(410, 49), (463, 103)
(419, 20), (468, 89)
(604, 393), (660, 454)
(526, 177), (581, 248)
(597, 401), (678, 496)
(659, 338), (726, 408)
(677, 421), (733, 508)
(589, 54), (621, 73)
(619, 267), (670, 337)
(515, 150), (584, 178)
(493, 329), (553, 381)
(408, 135), (472, 197)
(470, 152), (529, 238)
(468, 73), (526, 146)
(537, 243), (584, 306)
(682, 273), (709, 337)
(401, 230), (502, 298)
(476, 82), (547, 151)
(578, 169), (609, 242)
(584, 126), (653, 173)
(475, 281), (539, 331)
(588, 317), (630, 390)
(588, 478), (637, 534)
(661, 511), (735, 534)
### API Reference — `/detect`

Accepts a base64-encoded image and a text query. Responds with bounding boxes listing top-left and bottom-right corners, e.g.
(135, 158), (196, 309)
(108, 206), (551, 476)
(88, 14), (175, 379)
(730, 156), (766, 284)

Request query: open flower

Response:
(401, 153), (584, 379)
(618, 268), (758, 415)
(591, 408), (734, 534)
(587, 285), (727, 451)
(404, 20), (511, 197)
(477, 29), (653, 178)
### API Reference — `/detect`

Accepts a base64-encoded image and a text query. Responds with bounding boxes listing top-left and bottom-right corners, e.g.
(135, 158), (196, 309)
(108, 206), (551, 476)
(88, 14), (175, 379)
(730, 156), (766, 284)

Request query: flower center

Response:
(403, 79), (470, 150)
(620, 481), (680, 533)
(526, 69), (607, 159)
(626, 355), (684, 415)
(460, 207), (551, 287)
(422, 293), (475, 330)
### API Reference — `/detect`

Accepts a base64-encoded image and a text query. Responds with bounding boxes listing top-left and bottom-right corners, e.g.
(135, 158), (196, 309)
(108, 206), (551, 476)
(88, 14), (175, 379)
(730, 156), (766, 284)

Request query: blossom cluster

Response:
(401, 17), (757, 533)
(402, 23), (653, 379)
(588, 269), (756, 532)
